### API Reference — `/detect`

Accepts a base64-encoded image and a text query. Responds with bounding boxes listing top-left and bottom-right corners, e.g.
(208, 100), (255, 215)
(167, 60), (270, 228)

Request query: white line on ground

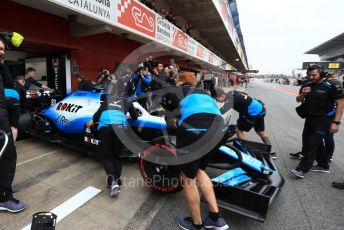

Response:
(22, 186), (102, 230)
(16, 149), (61, 166)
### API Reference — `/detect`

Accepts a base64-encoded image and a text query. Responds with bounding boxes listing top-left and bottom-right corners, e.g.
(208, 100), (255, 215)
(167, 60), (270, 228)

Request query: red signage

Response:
(196, 44), (205, 59)
(172, 27), (189, 52)
(117, 0), (156, 38)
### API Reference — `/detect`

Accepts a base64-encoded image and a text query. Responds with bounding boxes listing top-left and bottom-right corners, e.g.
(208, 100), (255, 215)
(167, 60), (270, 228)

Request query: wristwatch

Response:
(332, 121), (341, 125)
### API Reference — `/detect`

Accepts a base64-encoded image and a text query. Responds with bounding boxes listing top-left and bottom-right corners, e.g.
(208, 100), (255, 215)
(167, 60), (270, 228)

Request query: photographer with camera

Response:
(126, 65), (152, 109)
(291, 64), (344, 178)
(97, 68), (117, 93)
(0, 32), (27, 212)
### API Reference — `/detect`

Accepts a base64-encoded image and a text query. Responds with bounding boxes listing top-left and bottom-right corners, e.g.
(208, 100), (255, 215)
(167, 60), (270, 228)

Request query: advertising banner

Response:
(156, 17), (172, 45)
(51, 0), (116, 23)
(117, 0), (156, 38)
(196, 44), (205, 59)
(302, 62), (344, 70)
(203, 49), (209, 63)
(208, 52), (214, 65)
(172, 26), (189, 52)
(187, 37), (197, 57)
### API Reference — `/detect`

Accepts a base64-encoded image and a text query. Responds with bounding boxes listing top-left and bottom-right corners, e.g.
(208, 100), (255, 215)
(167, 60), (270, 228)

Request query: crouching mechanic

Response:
(162, 72), (229, 230)
(87, 94), (138, 197)
(212, 88), (276, 158)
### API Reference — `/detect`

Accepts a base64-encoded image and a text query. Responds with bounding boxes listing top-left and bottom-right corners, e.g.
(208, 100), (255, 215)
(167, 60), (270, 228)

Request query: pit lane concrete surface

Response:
(0, 138), (154, 229)
(1, 80), (344, 229)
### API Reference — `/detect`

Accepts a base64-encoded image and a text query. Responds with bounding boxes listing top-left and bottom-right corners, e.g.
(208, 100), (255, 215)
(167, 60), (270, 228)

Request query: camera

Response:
(297, 76), (312, 86)
(102, 69), (110, 77)
(140, 56), (155, 70)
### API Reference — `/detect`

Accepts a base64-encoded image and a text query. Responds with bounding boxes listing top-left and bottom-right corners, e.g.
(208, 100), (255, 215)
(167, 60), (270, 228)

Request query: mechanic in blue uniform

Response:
(161, 72), (229, 230)
(291, 64), (344, 178)
(87, 94), (138, 197)
(0, 33), (27, 212)
(212, 88), (276, 158)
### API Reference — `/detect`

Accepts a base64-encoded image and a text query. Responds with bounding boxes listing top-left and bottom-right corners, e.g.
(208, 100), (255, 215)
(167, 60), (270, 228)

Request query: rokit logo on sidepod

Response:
(56, 103), (83, 113)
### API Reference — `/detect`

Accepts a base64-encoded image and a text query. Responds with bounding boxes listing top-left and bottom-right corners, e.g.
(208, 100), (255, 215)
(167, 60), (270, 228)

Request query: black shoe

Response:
(270, 152), (277, 160)
(203, 215), (229, 230)
(291, 169), (304, 178)
(176, 214), (204, 230)
(332, 181), (344, 190)
(289, 152), (303, 160)
(311, 165), (330, 173)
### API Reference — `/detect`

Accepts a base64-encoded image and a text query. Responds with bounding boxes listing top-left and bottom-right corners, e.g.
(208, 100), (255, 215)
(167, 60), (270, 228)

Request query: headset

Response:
(0, 32), (24, 48)
(306, 64), (327, 78)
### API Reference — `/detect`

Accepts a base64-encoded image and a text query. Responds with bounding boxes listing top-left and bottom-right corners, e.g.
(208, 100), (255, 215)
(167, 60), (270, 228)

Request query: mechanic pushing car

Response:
(0, 32), (27, 213)
(212, 88), (276, 159)
(161, 72), (229, 230)
(86, 93), (138, 197)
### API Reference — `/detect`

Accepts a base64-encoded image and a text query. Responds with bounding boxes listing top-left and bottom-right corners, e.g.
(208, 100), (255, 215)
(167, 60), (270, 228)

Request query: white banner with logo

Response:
(50, 0), (116, 23)
(156, 17), (172, 46)
(187, 38), (197, 57)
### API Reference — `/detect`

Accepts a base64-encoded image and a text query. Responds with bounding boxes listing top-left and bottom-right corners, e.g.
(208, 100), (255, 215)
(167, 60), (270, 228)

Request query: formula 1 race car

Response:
(19, 90), (284, 222)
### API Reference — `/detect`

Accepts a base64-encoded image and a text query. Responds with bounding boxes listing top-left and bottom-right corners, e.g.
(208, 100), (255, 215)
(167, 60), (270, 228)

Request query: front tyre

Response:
(139, 144), (182, 193)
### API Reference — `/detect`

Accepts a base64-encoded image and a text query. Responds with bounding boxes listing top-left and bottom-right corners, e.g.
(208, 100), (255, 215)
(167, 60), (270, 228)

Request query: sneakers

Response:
(332, 181), (344, 190)
(176, 214), (204, 230)
(0, 197), (27, 213)
(203, 215), (229, 230)
(110, 181), (120, 197)
(290, 152), (303, 160)
(311, 165), (330, 173)
(291, 169), (304, 178)
(270, 152), (277, 160)
(107, 175), (121, 197)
